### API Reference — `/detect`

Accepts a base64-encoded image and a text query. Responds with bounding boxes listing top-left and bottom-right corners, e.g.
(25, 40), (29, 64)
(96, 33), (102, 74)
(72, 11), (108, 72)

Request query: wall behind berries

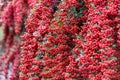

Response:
(0, 0), (120, 80)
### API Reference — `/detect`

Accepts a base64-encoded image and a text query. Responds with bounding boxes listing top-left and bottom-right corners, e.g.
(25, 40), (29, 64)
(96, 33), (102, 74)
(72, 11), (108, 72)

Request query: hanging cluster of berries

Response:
(0, 0), (38, 79)
(72, 0), (120, 79)
(0, 0), (120, 80)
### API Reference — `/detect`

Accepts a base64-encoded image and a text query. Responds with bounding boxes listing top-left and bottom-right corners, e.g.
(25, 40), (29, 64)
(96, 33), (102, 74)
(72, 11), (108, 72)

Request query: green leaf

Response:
(80, 5), (86, 11)
(76, 12), (83, 17)
(55, 16), (60, 21)
(76, 35), (80, 39)
(35, 55), (40, 60)
(30, 9), (35, 13)
(69, 7), (77, 14)
(91, 3), (96, 9)
(59, 21), (63, 26)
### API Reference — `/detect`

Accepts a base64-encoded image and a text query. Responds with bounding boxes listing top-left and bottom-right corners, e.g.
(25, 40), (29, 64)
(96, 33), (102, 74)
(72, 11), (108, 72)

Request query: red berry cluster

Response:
(0, 0), (119, 80)
(72, 0), (120, 79)
(0, 0), (38, 79)
(20, 0), (58, 79)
